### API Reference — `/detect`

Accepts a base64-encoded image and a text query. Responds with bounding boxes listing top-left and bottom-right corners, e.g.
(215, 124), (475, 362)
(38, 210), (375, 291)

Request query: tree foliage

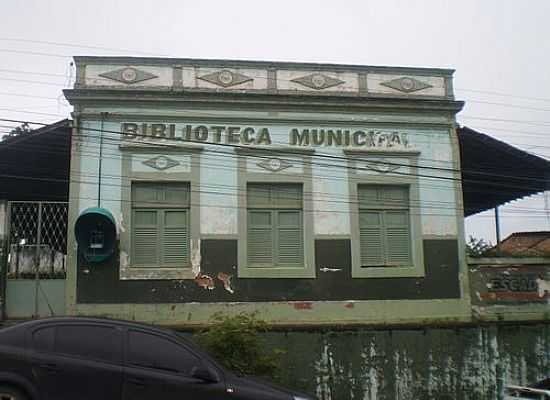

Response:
(1, 123), (31, 142)
(195, 312), (283, 380)
(465, 235), (492, 257)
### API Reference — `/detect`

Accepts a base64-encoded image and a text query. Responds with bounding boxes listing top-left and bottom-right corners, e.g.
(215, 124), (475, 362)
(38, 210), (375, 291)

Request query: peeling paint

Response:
(217, 272), (235, 294)
(195, 274), (215, 290)
(535, 277), (550, 298)
(119, 212), (126, 233)
(293, 302), (313, 310)
(120, 251), (129, 269)
(191, 239), (201, 277)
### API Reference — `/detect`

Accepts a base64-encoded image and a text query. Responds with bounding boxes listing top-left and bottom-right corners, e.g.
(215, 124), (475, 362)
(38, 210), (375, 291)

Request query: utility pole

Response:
(495, 206), (501, 255)
(0, 201), (8, 322)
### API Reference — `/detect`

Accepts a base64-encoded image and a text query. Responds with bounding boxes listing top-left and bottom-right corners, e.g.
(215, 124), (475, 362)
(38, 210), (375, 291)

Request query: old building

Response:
(58, 56), (475, 326)
(1, 58), (550, 399)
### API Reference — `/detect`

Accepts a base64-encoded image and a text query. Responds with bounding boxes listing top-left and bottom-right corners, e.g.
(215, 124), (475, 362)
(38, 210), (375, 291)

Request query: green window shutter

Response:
(248, 211), (274, 266)
(162, 210), (189, 266)
(359, 211), (385, 266)
(132, 210), (159, 266)
(385, 211), (411, 266)
(276, 211), (303, 267)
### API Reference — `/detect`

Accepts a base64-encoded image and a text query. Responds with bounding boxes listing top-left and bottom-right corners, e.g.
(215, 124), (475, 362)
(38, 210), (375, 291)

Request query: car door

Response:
(123, 328), (226, 400)
(30, 323), (124, 400)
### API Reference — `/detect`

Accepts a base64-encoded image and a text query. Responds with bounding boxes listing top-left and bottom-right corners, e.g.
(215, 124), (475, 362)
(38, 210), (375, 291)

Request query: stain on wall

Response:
(254, 323), (550, 400)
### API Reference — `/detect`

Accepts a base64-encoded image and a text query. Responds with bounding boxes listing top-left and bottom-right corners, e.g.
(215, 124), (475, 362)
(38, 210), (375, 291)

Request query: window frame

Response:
(30, 323), (123, 365)
(237, 148), (315, 278)
(124, 328), (202, 376)
(347, 151), (424, 278)
(120, 147), (201, 280)
(246, 187), (304, 269)
(130, 183), (191, 268)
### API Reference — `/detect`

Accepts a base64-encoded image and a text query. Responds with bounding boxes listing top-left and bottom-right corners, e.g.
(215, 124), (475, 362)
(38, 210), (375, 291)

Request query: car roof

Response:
(11, 316), (180, 337)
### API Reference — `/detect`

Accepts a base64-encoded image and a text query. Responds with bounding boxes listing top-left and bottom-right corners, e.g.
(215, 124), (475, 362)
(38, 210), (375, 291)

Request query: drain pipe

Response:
(495, 206), (501, 255)
(98, 113), (107, 207)
(0, 201), (8, 322)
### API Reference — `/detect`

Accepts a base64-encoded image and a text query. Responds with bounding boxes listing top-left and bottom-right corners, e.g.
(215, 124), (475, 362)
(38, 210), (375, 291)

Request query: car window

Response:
(55, 325), (121, 363)
(128, 330), (200, 375)
(33, 326), (55, 352)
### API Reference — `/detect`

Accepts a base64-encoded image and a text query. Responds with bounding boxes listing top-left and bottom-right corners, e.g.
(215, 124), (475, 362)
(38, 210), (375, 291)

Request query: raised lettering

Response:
(227, 126), (241, 144)
(242, 127), (255, 144)
(194, 125), (209, 141)
(183, 125), (192, 141)
(343, 130), (350, 146)
(121, 123), (138, 138)
(257, 128), (272, 145)
(312, 129), (325, 145)
(327, 130), (342, 146)
(401, 133), (409, 147)
(168, 124), (176, 139)
(211, 126), (224, 143)
(366, 131), (376, 147)
(151, 124), (166, 138)
(390, 132), (401, 147)
(378, 133), (389, 147)
(353, 130), (366, 146)
(290, 129), (309, 146)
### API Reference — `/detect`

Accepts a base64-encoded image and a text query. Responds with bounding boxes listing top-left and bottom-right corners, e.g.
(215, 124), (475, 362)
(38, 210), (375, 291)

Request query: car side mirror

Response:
(191, 364), (219, 383)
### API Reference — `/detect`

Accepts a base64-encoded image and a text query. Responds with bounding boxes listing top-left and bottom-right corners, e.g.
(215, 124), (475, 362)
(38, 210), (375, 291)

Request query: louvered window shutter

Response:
(248, 211), (274, 266)
(132, 210), (159, 265)
(131, 182), (190, 267)
(385, 211), (411, 265)
(359, 211), (385, 266)
(358, 185), (412, 267)
(162, 210), (189, 266)
(276, 211), (303, 266)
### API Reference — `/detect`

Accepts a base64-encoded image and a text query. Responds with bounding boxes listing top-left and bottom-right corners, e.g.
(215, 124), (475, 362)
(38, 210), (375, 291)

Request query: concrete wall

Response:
(5, 279), (65, 319)
(261, 323), (550, 400)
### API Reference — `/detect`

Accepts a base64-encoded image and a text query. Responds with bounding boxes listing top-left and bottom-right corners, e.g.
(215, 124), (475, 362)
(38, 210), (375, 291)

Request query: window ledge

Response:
(352, 265), (425, 278)
(120, 266), (196, 280)
(239, 265), (316, 278)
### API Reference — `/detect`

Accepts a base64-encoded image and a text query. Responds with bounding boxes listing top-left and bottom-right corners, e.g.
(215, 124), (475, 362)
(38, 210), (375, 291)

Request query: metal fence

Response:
(7, 202), (68, 279)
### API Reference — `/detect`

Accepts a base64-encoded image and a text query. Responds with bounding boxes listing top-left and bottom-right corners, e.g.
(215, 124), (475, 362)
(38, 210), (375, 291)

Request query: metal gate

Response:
(3, 201), (68, 319)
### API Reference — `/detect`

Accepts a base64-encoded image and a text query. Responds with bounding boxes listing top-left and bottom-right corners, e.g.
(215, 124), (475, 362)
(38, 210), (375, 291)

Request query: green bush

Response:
(195, 312), (283, 380)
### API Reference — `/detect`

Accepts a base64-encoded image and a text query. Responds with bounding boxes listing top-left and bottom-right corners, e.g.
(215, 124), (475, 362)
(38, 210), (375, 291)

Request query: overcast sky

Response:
(1, 0), (550, 243)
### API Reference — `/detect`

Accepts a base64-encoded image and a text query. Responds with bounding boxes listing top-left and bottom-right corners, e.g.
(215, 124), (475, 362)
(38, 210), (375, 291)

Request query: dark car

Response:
(0, 317), (314, 400)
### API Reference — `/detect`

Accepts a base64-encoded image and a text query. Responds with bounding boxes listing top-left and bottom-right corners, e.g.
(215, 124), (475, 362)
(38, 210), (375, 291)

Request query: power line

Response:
(1, 120), (548, 199)
(8, 117), (550, 186)
(0, 38), (171, 57)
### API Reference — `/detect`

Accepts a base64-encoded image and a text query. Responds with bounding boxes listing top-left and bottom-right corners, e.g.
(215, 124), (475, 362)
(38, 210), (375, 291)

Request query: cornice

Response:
(63, 89), (465, 114)
(73, 56), (455, 76)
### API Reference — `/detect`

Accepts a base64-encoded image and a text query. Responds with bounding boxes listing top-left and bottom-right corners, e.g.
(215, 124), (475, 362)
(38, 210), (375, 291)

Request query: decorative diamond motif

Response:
(291, 73), (344, 90)
(257, 157), (292, 172)
(99, 67), (158, 84)
(380, 76), (432, 93)
(142, 155), (179, 171)
(364, 159), (401, 174)
(197, 70), (253, 88)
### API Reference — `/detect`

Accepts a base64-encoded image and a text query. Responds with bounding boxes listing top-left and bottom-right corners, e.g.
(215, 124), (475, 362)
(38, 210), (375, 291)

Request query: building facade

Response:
(64, 57), (468, 326)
